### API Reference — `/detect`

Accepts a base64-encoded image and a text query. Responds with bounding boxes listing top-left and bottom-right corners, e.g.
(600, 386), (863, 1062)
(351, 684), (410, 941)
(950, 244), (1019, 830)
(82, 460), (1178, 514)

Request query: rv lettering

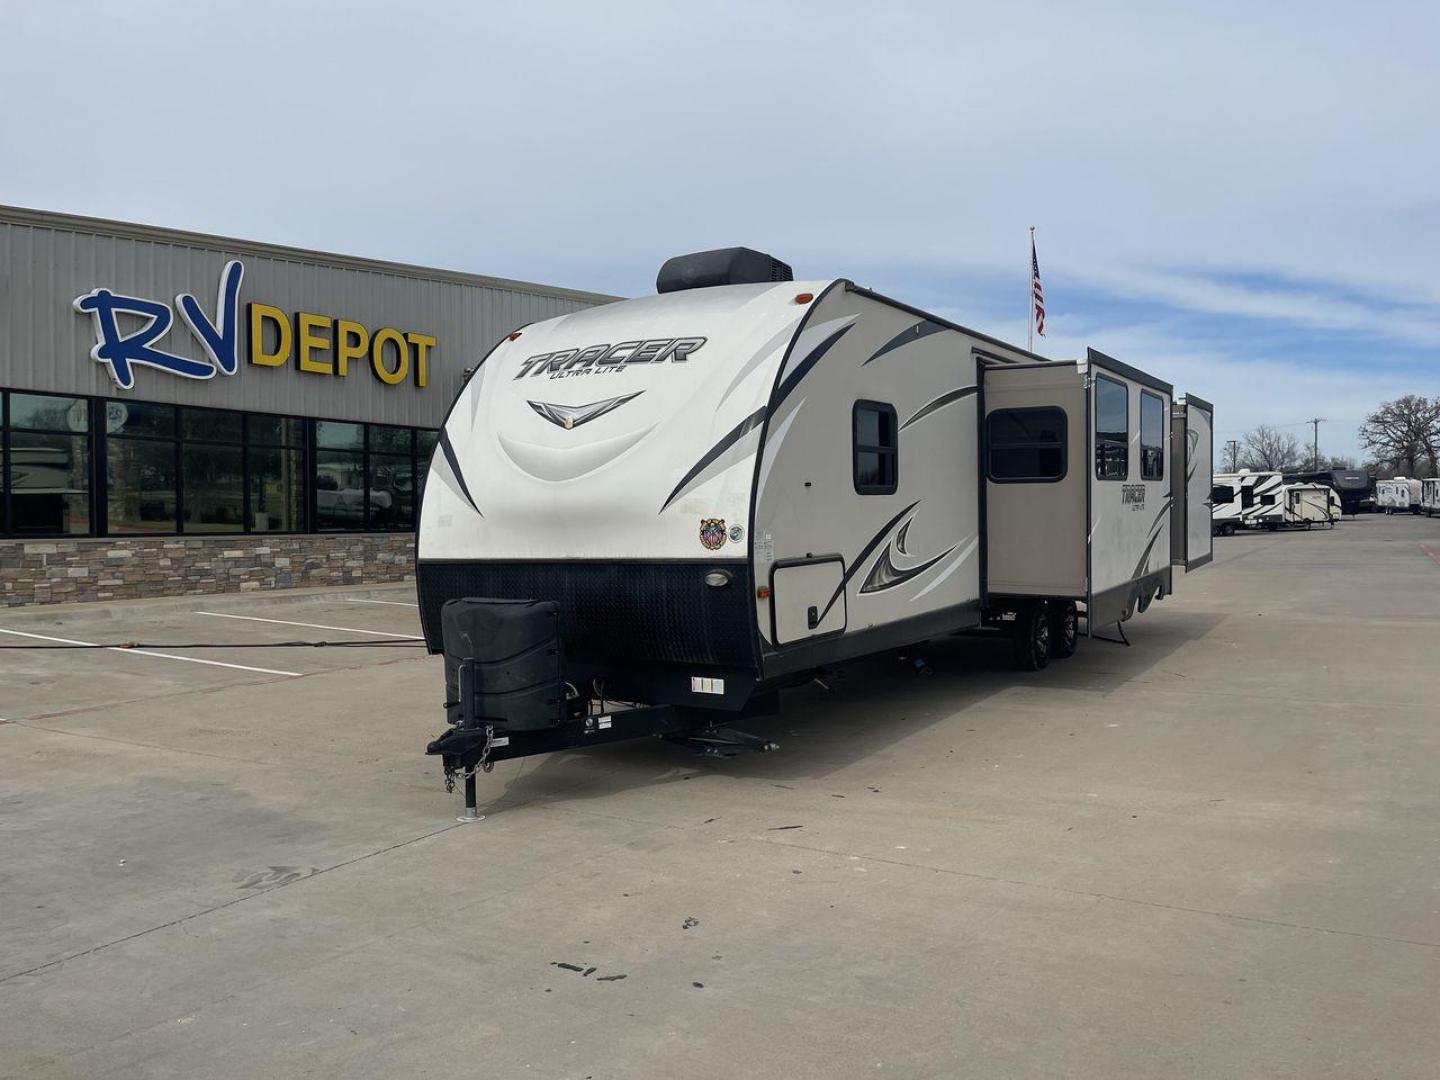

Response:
(515, 336), (706, 379)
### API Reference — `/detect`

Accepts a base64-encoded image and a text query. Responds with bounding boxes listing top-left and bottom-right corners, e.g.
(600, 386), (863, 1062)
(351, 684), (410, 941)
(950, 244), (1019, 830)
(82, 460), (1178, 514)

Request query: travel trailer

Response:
(1421, 479), (1440, 516)
(1284, 467), (1372, 516)
(416, 248), (1214, 805)
(1376, 478), (1421, 514)
(1211, 471), (1285, 534)
(1283, 483), (1339, 528)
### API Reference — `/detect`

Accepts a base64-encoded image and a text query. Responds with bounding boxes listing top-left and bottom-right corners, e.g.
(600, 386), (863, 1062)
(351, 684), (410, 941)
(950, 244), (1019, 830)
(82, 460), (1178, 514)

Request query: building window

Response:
(853, 401), (898, 495)
(248, 417), (304, 532)
(3, 392), (93, 536)
(1094, 376), (1128, 481)
(1140, 391), (1165, 482)
(107, 402), (178, 534)
(181, 408), (245, 533)
(986, 407), (1066, 482)
(367, 424), (415, 530)
(2, 388), (435, 538)
(315, 422), (367, 531)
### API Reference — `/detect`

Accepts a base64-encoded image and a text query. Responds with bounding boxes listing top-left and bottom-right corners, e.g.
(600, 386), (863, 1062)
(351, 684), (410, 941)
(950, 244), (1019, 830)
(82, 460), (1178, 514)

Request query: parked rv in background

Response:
(1284, 483), (1339, 528)
(1376, 478), (1422, 514)
(1421, 479), (1440, 517)
(1212, 470), (1284, 534)
(1284, 467), (1372, 516)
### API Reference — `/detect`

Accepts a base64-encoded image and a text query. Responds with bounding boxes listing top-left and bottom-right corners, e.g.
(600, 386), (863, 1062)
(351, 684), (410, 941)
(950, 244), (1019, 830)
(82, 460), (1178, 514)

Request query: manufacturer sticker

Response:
(700, 518), (726, 551)
(728, 524), (744, 544)
(1122, 484), (1146, 511)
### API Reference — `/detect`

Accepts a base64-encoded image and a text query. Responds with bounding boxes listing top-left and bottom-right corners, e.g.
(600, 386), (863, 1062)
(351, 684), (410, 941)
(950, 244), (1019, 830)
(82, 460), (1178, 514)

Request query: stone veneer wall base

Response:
(0, 534), (416, 607)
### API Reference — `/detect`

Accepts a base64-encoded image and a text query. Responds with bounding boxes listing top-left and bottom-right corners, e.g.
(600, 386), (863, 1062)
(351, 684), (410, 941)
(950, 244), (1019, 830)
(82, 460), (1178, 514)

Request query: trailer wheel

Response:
(1011, 602), (1052, 671)
(1219, 522), (1235, 537)
(1049, 602), (1079, 659)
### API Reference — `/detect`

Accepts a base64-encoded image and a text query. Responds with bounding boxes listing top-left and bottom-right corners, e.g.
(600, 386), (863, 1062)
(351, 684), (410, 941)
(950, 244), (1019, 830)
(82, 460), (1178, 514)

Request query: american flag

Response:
(1030, 232), (1045, 337)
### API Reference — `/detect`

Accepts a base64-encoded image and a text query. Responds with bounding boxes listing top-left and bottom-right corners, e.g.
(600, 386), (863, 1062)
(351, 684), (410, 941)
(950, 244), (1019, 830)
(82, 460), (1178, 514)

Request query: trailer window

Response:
(1140, 391), (1165, 481)
(1095, 376), (1128, 481)
(1212, 484), (1235, 506)
(986, 408), (1066, 482)
(853, 401), (898, 495)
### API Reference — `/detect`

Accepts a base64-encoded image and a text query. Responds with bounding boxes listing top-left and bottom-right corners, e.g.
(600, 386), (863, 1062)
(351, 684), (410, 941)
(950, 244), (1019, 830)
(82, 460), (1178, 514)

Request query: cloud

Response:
(1, 0), (1436, 449)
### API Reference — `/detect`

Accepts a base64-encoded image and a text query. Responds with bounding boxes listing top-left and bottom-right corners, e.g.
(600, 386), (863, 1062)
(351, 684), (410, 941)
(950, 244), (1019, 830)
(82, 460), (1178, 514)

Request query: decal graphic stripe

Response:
(1130, 497), (1174, 579)
(771, 323), (854, 411)
(900, 385), (977, 431)
(863, 319), (947, 366)
(816, 501), (920, 623)
(659, 407), (768, 512)
(438, 429), (482, 516)
(860, 541), (957, 594)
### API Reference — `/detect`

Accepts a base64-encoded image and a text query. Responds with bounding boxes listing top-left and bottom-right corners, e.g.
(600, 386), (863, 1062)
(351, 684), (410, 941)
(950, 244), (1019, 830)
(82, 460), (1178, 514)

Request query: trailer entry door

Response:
(1172, 397), (1214, 570)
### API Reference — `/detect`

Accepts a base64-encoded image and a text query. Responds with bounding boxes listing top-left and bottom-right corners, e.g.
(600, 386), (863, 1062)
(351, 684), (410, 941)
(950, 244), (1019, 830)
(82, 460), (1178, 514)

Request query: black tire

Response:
(1011, 602), (1051, 671)
(1221, 522), (1236, 537)
(1049, 601), (1079, 659)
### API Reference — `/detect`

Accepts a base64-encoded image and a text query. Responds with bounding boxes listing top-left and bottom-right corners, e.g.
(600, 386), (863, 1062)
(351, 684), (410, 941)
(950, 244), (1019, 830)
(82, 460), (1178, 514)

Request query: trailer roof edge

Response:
(1085, 348), (1173, 395)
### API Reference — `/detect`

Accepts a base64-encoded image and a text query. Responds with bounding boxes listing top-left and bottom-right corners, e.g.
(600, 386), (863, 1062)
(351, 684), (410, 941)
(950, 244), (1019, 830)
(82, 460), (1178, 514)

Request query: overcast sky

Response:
(4, 0), (1436, 462)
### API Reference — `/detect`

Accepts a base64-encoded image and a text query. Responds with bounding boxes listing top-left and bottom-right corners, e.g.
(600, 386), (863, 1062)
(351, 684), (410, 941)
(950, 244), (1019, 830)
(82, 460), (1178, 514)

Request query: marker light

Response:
(704, 569), (732, 588)
(755, 584), (771, 599)
(794, 292), (814, 304)
(507, 330), (524, 340)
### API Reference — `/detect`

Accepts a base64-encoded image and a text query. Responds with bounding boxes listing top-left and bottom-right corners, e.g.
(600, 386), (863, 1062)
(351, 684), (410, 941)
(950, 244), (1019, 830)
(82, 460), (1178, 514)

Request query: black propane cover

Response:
(441, 597), (564, 731)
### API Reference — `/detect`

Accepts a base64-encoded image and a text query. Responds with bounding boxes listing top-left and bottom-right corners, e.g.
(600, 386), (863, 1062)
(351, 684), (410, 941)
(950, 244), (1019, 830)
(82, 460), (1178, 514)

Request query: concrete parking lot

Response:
(3, 516), (1439, 1079)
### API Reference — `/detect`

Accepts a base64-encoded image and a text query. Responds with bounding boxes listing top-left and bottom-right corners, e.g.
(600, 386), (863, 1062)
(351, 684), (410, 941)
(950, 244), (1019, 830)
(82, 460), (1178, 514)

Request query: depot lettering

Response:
(247, 305), (434, 388)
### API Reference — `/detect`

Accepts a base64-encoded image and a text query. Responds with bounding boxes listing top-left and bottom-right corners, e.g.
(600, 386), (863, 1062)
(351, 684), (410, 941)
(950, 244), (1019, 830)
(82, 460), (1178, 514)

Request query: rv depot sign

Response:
(73, 259), (436, 392)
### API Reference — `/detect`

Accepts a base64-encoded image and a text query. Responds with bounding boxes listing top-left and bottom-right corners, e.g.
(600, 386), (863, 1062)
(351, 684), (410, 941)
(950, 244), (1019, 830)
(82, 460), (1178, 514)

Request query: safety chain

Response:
(442, 724), (496, 793)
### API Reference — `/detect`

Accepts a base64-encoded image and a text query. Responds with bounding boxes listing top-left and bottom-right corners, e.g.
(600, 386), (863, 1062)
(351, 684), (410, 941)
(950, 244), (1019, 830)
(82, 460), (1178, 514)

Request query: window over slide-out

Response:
(1140, 391), (1165, 481)
(987, 407), (1066, 482)
(1095, 376), (1128, 480)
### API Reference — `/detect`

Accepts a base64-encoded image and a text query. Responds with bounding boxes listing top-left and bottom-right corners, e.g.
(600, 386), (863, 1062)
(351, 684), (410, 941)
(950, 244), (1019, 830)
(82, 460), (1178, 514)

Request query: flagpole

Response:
(1027, 225), (1035, 352)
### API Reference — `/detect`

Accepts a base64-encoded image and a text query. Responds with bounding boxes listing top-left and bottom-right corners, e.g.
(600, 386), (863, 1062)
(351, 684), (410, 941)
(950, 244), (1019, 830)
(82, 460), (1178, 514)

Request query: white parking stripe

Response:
(0, 626), (301, 677)
(193, 611), (424, 639)
(341, 598), (419, 608)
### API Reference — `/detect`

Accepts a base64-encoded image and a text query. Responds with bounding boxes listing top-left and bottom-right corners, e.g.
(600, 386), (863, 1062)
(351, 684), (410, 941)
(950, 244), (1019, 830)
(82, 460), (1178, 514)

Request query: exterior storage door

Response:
(770, 557), (846, 645)
(1171, 396), (1214, 570)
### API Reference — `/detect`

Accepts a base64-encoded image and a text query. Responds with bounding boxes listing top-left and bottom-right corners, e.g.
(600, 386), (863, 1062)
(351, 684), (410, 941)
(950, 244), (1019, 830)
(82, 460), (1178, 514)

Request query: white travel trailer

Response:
(1421, 479), (1440, 516)
(1376, 477), (1421, 514)
(1283, 483), (1339, 528)
(416, 248), (1213, 801)
(1211, 470), (1285, 534)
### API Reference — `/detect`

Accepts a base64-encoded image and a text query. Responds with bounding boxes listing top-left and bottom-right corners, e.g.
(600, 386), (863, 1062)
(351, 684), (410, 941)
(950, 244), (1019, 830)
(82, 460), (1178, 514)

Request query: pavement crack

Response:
(0, 821), (466, 985)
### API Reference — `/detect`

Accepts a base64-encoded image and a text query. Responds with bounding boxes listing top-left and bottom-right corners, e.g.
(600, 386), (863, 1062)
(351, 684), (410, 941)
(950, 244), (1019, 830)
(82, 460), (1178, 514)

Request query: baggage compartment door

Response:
(770, 556), (846, 646)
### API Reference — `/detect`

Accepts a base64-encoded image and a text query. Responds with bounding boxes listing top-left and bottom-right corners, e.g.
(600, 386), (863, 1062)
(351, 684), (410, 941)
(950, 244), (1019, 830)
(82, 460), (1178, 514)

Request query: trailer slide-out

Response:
(416, 248), (1214, 806)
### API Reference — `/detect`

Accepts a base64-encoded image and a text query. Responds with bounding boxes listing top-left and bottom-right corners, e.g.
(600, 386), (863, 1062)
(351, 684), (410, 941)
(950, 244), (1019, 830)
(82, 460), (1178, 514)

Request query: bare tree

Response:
(1358, 395), (1440, 477)
(1240, 425), (1302, 471)
(1323, 454), (1356, 470)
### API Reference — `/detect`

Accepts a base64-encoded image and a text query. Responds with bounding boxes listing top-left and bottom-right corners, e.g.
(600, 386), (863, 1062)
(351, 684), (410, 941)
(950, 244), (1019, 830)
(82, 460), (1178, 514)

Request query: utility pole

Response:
(1224, 439), (1240, 472)
(1305, 417), (1326, 470)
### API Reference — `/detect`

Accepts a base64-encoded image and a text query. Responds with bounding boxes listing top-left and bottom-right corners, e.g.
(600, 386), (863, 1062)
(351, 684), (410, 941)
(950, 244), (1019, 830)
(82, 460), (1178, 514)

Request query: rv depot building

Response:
(0, 205), (611, 606)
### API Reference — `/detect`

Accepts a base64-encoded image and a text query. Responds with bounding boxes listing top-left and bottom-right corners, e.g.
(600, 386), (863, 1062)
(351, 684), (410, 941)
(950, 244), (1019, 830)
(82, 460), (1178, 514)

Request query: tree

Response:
(1358, 395), (1440, 477)
(1322, 454), (1356, 470)
(1240, 425), (1302, 471)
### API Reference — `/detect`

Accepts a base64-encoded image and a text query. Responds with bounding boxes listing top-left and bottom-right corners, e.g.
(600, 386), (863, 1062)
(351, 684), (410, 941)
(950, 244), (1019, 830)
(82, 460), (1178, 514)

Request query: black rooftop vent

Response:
(656, 247), (793, 294)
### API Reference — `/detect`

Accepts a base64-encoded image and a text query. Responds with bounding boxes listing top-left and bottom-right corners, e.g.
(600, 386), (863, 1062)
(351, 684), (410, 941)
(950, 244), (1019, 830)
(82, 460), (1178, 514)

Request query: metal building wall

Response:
(0, 206), (615, 426)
